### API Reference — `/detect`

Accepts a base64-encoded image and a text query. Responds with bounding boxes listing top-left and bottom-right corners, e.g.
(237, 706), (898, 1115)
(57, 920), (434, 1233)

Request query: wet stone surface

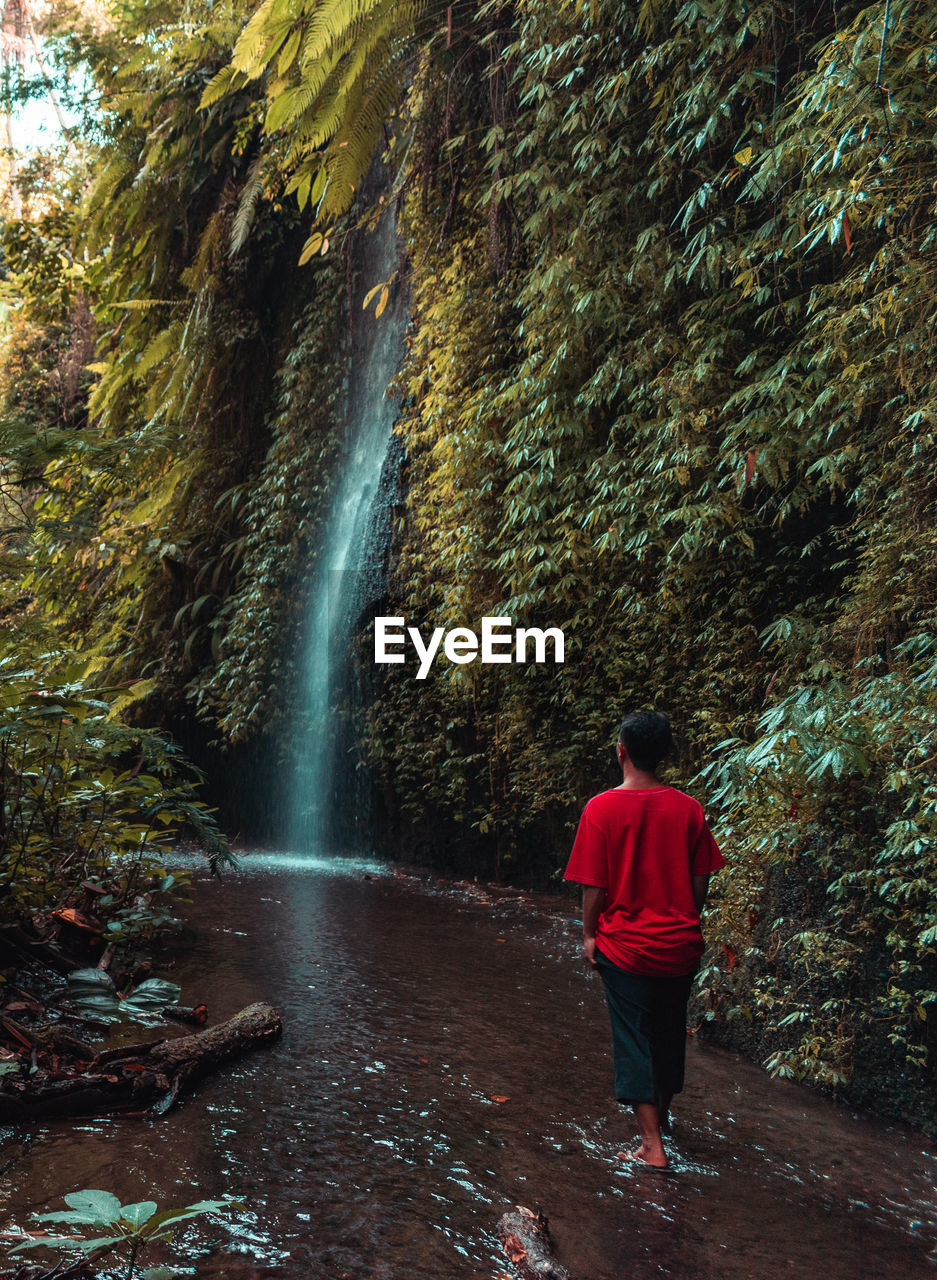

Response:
(1, 853), (935, 1278)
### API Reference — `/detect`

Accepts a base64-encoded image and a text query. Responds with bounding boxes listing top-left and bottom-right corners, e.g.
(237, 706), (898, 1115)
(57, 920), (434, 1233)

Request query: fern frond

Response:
(82, 155), (134, 229)
(230, 152), (267, 254)
(231, 0), (289, 78)
(107, 678), (160, 718)
(293, 74), (347, 149)
(276, 25), (303, 76)
(205, 0), (424, 244)
(111, 299), (180, 312)
(298, 0), (374, 70)
(187, 206), (228, 286)
(136, 320), (185, 383)
(200, 63), (239, 109)
(125, 458), (189, 525)
(323, 55), (409, 214)
(326, 4), (401, 113)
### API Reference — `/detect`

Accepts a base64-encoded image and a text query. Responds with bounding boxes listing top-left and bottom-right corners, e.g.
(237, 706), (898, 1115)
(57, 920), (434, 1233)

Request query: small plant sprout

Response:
(9, 1188), (244, 1279)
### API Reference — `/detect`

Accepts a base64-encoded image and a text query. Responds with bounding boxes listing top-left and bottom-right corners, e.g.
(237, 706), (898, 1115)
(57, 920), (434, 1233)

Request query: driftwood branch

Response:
(497, 1206), (571, 1280)
(0, 1002), (282, 1123)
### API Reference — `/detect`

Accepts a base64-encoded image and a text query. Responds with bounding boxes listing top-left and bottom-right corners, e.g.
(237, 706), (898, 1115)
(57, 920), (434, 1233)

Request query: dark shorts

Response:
(595, 947), (694, 1105)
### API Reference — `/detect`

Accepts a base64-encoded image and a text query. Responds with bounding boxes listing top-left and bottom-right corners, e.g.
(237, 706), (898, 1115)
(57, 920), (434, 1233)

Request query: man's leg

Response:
(629, 1101), (668, 1167)
(594, 956), (671, 1167)
(648, 973), (694, 1137)
(657, 1090), (673, 1133)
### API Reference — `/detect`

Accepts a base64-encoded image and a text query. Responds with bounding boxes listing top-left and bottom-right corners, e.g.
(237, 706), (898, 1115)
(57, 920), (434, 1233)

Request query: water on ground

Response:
(2, 853), (935, 1278)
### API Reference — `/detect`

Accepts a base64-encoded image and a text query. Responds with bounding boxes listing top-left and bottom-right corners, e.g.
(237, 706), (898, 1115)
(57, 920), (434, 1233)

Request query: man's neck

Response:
(617, 766), (662, 790)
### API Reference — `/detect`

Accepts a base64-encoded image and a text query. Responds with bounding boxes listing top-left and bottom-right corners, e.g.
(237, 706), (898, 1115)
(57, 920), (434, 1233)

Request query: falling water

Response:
(286, 207), (406, 852)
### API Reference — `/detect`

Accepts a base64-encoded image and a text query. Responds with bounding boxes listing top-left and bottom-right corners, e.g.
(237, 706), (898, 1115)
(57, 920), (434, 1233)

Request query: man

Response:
(564, 710), (725, 1169)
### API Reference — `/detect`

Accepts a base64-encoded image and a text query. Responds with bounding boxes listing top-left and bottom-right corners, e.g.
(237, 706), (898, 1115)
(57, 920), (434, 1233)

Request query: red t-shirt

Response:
(564, 785), (725, 977)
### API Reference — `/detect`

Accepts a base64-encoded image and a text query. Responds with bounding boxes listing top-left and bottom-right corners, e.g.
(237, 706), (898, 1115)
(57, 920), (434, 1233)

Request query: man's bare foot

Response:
(617, 1144), (669, 1169)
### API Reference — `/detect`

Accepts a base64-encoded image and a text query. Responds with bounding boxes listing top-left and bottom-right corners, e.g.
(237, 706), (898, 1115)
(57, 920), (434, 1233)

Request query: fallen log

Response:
(497, 1206), (571, 1280)
(0, 1002), (282, 1123)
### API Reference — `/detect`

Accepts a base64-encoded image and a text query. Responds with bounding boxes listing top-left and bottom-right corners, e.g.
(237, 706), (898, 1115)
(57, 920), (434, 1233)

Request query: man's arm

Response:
(582, 884), (607, 968)
(692, 874), (710, 914)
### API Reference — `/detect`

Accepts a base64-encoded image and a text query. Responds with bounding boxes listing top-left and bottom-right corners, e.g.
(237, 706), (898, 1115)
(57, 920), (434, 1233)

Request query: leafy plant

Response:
(9, 1188), (243, 1280)
(0, 655), (229, 932)
(698, 633), (937, 1084)
(63, 970), (182, 1026)
(201, 0), (429, 226)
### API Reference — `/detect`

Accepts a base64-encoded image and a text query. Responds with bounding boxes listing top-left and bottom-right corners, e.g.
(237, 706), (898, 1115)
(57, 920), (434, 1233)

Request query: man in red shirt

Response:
(564, 710), (725, 1169)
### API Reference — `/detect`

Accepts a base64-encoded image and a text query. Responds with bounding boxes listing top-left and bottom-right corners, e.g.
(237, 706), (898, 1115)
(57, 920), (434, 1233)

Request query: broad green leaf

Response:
(120, 1201), (158, 1229)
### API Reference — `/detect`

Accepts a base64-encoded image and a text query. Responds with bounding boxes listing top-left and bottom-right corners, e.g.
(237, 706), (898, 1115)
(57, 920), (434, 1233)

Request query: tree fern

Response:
(296, 0), (381, 73)
(325, 49), (410, 210)
(205, 0), (429, 228)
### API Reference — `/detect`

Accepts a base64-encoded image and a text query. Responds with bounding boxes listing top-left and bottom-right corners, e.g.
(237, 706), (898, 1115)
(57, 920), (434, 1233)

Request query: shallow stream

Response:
(2, 854), (935, 1278)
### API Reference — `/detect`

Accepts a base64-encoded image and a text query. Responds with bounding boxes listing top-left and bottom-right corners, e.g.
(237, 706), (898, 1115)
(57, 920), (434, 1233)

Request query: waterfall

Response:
(286, 207), (406, 852)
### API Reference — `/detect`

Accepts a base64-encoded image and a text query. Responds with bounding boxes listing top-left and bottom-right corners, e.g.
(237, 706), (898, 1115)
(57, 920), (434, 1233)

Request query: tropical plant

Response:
(8, 1188), (243, 1279)
(0, 654), (228, 931)
(63, 969), (182, 1024)
(200, 0), (431, 230)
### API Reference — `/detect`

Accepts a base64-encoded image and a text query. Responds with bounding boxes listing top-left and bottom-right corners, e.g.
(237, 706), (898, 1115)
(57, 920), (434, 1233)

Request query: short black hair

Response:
(618, 710), (673, 772)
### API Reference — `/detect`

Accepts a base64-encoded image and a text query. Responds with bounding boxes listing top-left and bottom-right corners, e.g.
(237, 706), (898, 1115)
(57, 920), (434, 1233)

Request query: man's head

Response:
(617, 710), (673, 773)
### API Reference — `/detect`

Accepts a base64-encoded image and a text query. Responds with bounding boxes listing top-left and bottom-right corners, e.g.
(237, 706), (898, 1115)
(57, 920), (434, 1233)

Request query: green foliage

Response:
(364, 0), (937, 1106)
(202, 0), (429, 223)
(64, 969), (182, 1023)
(1, 0), (312, 699)
(9, 1188), (243, 1279)
(2, 0), (934, 1116)
(0, 196), (98, 539)
(192, 280), (345, 742)
(699, 633), (937, 1082)
(0, 0), (349, 732)
(0, 653), (228, 932)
